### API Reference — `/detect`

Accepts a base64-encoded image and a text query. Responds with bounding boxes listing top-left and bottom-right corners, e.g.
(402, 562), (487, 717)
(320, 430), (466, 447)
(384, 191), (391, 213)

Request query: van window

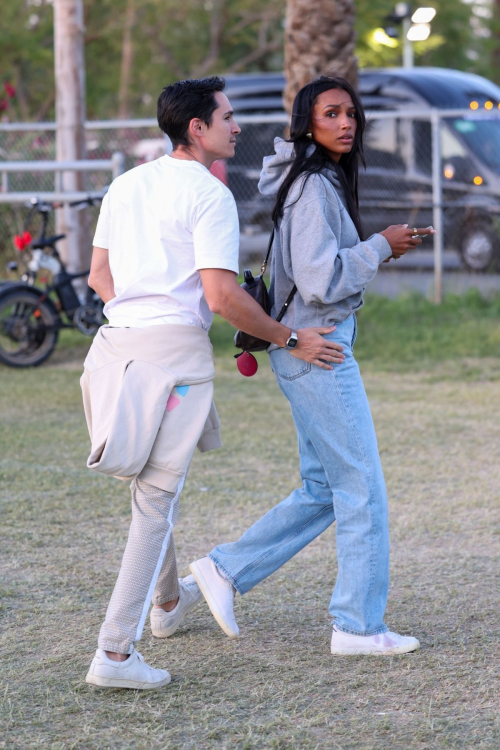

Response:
(413, 121), (432, 174)
(364, 118), (405, 171)
(414, 121), (471, 175)
(442, 127), (468, 160)
(451, 117), (500, 173)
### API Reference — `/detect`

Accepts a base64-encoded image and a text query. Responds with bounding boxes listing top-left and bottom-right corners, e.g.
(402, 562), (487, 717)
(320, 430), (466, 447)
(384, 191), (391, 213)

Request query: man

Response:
(82, 77), (344, 690)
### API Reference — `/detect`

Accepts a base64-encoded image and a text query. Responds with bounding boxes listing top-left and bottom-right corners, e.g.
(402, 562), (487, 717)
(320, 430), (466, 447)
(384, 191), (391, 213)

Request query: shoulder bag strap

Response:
(260, 226), (297, 323)
(259, 228), (275, 275)
(276, 284), (297, 323)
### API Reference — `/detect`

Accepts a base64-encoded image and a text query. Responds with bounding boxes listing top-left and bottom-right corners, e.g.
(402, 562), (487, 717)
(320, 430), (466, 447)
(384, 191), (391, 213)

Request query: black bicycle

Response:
(0, 197), (104, 367)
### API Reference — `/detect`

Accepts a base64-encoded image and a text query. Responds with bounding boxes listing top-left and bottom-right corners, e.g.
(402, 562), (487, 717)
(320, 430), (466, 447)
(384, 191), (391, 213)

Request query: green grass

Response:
(355, 291), (500, 367)
(0, 294), (499, 748)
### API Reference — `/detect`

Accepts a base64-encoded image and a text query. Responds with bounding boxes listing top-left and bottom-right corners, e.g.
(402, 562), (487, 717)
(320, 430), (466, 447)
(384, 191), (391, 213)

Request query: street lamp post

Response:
(402, 16), (413, 68)
(385, 4), (437, 68)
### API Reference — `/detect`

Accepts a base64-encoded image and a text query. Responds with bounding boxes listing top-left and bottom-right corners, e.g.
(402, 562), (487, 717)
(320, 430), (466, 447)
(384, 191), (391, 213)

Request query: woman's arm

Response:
(282, 175), (429, 306)
(88, 247), (116, 304)
(281, 175), (391, 307)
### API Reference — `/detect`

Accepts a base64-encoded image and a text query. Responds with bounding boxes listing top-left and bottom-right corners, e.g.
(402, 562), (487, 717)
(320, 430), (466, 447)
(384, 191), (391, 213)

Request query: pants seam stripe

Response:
(133, 476), (184, 643)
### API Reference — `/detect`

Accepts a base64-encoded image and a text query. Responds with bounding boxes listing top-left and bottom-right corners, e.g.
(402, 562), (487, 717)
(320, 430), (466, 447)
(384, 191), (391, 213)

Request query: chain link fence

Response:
(0, 120), (165, 267)
(1, 109), (500, 291)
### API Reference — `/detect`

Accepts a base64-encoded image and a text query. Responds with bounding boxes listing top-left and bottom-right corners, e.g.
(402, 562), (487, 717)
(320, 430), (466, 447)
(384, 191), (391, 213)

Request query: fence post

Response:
(431, 109), (443, 304)
(111, 151), (125, 180)
(54, 0), (89, 272)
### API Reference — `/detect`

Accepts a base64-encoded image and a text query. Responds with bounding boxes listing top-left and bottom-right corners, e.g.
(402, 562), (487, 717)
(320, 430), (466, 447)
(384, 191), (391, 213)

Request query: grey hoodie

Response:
(258, 138), (391, 343)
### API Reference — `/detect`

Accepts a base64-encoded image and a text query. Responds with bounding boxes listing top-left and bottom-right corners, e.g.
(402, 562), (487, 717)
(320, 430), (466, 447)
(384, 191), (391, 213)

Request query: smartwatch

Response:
(285, 330), (298, 350)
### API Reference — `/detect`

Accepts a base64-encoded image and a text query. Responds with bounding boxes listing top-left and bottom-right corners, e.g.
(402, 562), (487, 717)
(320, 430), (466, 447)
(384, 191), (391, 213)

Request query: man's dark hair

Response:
(157, 77), (226, 149)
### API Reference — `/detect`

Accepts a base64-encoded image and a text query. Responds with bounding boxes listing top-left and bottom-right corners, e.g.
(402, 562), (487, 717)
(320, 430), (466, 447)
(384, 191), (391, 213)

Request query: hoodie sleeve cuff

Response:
(367, 233), (392, 263)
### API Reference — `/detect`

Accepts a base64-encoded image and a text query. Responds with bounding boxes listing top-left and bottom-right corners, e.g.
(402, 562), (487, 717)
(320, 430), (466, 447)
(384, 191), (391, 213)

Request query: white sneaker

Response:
(331, 626), (420, 656)
(85, 648), (171, 690)
(189, 557), (239, 639)
(150, 575), (202, 638)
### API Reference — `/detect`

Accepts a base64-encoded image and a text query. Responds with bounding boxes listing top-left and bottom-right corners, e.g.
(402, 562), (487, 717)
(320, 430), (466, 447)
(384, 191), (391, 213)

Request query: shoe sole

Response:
(331, 641), (420, 656)
(189, 561), (239, 639)
(85, 673), (171, 690)
(150, 595), (202, 638)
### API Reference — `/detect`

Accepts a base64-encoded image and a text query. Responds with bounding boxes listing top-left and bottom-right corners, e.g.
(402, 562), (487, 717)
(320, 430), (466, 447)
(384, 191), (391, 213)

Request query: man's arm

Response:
(200, 269), (344, 369)
(88, 247), (116, 304)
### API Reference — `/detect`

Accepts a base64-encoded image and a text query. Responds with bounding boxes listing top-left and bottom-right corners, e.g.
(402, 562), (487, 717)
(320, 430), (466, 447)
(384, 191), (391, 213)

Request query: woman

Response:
(190, 76), (433, 655)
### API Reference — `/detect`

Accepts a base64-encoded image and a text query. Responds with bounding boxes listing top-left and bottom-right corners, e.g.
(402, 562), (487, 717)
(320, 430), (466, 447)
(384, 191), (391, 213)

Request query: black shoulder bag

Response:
(234, 229), (297, 353)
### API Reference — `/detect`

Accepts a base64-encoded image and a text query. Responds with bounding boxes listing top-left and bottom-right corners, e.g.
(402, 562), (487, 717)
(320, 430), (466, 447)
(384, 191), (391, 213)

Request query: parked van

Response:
(225, 68), (500, 272)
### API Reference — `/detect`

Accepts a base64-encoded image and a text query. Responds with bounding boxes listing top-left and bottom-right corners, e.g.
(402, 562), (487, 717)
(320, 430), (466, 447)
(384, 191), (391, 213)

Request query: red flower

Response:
(4, 83), (15, 98)
(14, 231), (33, 249)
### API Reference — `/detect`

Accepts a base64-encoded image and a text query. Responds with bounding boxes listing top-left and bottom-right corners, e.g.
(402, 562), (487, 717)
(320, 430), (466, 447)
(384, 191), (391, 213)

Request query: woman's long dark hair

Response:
(272, 75), (366, 239)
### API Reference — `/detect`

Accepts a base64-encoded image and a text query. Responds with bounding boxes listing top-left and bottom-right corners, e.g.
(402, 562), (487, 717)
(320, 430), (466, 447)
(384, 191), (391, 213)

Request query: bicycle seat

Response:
(31, 234), (66, 249)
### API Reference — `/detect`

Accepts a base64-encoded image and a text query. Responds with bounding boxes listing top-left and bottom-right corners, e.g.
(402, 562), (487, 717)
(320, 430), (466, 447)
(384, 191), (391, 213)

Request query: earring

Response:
(306, 132), (313, 139)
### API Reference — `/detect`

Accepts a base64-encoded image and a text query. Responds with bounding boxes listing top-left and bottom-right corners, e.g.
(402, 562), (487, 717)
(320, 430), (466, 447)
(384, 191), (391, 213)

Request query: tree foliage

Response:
(0, 0), (496, 122)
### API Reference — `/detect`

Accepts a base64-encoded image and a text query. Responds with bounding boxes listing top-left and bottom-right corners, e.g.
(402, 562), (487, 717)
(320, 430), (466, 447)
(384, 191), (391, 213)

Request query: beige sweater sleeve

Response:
(82, 360), (171, 480)
(197, 401), (222, 453)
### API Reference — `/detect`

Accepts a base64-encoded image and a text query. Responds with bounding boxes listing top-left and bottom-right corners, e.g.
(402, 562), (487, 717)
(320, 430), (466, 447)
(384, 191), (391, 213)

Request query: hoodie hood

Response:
(258, 137), (346, 205)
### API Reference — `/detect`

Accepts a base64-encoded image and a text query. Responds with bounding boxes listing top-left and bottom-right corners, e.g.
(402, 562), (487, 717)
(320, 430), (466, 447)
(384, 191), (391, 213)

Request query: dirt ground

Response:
(0, 348), (499, 749)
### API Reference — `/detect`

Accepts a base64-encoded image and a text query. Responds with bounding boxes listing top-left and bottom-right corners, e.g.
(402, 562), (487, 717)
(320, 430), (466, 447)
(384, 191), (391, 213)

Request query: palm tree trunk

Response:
(493, 0), (500, 86)
(283, 0), (357, 114)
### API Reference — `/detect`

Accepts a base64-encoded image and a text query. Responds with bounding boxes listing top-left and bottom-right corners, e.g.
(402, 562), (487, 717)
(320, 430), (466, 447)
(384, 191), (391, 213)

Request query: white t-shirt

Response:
(93, 155), (239, 329)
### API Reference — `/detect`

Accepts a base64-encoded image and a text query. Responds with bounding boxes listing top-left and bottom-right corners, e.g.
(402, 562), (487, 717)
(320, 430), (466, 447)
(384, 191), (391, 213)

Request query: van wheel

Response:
(459, 220), (499, 272)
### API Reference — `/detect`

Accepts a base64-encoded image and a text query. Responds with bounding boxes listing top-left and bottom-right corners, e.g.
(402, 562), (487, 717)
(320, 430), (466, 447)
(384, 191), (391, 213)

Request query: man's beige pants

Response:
(98, 381), (213, 655)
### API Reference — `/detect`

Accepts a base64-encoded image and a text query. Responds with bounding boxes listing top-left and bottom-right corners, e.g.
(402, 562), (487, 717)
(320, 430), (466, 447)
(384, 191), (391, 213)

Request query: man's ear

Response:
(189, 117), (205, 141)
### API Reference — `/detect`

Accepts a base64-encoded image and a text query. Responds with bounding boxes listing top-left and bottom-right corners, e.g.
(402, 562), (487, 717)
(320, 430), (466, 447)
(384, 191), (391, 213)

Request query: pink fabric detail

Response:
(382, 633), (394, 647)
(166, 394), (180, 412)
(373, 635), (381, 644)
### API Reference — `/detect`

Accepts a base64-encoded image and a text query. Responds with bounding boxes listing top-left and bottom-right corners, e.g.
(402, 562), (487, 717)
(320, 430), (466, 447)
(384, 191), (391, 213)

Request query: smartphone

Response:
(412, 226), (434, 239)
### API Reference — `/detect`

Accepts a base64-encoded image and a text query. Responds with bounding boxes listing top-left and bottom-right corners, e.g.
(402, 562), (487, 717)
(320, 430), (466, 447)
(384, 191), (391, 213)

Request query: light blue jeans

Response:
(209, 314), (389, 635)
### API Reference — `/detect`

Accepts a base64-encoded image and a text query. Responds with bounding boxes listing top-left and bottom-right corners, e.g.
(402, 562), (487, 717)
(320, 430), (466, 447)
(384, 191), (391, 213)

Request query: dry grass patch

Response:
(0, 343), (499, 749)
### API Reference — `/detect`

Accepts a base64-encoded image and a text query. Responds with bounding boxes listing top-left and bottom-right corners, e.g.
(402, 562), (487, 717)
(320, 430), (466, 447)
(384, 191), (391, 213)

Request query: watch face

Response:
(287, 334), (298, 349)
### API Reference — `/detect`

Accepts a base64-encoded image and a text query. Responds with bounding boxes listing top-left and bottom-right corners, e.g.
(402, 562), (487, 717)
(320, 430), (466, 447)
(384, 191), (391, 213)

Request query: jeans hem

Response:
(332, 622), (388, 636)
(207, 554), (245, 596)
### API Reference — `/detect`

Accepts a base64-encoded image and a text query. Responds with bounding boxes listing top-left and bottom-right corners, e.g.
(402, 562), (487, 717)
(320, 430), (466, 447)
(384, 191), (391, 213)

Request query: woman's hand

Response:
(380, 225), (435, 261)
(291, 326), (345, 370)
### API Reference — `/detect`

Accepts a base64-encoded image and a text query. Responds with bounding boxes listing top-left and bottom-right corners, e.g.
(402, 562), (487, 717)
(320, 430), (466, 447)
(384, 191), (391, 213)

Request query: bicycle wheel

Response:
(0, 289), (59, 367)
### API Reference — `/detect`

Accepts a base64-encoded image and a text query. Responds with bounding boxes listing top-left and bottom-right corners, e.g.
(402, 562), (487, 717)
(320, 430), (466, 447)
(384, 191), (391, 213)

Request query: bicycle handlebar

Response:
(27, 195), (104, 213)
(68, 196), (102, 208)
